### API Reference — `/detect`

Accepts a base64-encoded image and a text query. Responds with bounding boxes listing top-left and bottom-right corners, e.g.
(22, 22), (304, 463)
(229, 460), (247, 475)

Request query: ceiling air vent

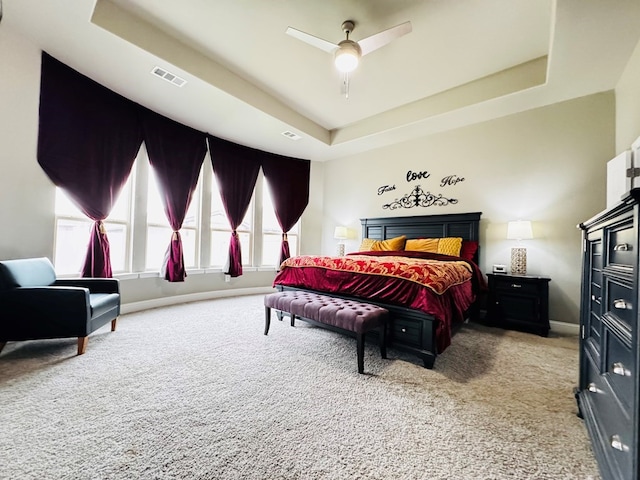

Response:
(281, 130), (302, 141)
(151, 66), (186, 87)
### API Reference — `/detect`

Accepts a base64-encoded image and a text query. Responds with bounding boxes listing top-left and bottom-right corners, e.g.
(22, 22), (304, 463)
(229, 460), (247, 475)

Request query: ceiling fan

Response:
(286, 20), (412, 97)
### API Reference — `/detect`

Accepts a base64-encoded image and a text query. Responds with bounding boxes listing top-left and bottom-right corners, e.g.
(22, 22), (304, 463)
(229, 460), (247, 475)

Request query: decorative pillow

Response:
(459, 240), (479, 261)
(359, 235), (406, 251)
(437, 237), (463, 256)
(405, 238), (439, 252)
(405, 237), (463, 256)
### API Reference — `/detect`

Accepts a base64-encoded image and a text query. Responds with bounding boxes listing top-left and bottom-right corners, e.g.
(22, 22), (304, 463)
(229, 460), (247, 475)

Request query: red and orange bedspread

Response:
(273, 250), (485, 352)
(278, 254), (472, 295)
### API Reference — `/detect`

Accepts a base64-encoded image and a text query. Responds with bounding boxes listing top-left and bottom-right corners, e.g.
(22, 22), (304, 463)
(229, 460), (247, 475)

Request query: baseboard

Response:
(550, 320), (580, 336)
(121, 286), (275, 314)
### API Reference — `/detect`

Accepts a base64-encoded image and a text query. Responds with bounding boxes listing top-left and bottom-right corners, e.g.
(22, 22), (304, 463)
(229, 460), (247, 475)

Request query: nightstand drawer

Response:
(492, 278), (539, 295)
(391, 318), (422, 347)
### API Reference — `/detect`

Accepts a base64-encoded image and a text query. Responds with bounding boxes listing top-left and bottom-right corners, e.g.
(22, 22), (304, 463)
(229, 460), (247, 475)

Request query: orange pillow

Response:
(405, 238), (439, 252)
(359, 235), (406, 252)
(405, 237), (463, 256)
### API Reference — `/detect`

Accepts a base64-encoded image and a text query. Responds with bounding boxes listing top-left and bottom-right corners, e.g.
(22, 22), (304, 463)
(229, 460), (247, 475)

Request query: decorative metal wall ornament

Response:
(382, 185), (458, 210)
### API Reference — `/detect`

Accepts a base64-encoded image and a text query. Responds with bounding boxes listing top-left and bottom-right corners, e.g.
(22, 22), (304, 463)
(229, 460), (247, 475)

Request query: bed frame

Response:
(281, 211), (482, 369)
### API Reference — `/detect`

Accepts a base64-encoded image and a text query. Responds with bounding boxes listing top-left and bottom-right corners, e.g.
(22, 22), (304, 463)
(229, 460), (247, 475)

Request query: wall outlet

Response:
(224, 274), (231, 283)
(493, 264), (507, 274)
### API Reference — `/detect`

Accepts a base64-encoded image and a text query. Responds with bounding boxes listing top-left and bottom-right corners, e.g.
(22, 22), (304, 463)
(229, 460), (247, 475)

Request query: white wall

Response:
(321, 93), (616, 325)
(616, 37), (640, 153)
(0, 28), (55, 260)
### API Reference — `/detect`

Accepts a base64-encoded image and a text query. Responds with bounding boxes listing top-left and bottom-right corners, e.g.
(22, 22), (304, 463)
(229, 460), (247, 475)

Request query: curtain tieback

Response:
(172, 231), (180, 241)
(97, 221), (107, 235)
(282, 232), (288, 241)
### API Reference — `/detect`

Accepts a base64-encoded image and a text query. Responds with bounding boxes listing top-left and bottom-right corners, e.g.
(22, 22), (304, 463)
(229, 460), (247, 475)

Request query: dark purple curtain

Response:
(37, 52), (143, 277)
(208, 136), (262, 277)
(261, 154), (310, 265)
(143, 110), (207, 282)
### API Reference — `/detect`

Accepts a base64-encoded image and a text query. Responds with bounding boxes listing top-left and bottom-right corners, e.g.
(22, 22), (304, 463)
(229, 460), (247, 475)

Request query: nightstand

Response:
(486, 273), (551, 336)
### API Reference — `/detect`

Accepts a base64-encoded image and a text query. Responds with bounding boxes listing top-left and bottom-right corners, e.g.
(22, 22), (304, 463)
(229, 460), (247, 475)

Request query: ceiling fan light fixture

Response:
(334, 41), (361, 73)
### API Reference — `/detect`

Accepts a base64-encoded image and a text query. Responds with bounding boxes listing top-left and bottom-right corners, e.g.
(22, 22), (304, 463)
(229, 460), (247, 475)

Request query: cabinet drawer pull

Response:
(613, 243), (630, 251)
(612, 362), (631, 377)
(401, 328), (407, 333)
(587, 382), (599, 393)
(510, 284), (522, 288)
(610, 435), (629, 452)
(591, 295), (601, 302)
(613, 299), (632, 310)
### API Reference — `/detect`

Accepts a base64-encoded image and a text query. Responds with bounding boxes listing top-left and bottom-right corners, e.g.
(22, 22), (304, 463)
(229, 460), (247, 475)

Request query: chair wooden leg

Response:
(0, 342), (6, 354)
(111, 317), (118, 332)
(77, 336), (89, 355)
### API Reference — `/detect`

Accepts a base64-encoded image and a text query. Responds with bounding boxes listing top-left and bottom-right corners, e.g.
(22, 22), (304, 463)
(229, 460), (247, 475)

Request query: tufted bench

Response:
(264, 290), (388, 374)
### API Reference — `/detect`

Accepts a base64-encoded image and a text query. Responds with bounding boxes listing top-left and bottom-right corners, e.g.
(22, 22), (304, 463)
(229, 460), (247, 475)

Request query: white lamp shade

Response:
(507, 220), (533, 241)
(334, 42), (360, 73)
(334, 226), (348, 240)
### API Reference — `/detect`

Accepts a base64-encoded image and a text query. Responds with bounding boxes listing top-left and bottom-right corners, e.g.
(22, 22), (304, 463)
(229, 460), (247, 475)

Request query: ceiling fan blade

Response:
(286, 27), (339, 53)
(358, 21), (412, 56)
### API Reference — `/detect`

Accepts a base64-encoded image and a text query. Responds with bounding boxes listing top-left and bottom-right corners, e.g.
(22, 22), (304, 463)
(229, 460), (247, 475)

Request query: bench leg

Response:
(290, 313), (296, 327)
(357, 333), (365, 374)
(380, 324), (387, 359)
(111, 317), (118, 332)
(264, 306), (271, 335)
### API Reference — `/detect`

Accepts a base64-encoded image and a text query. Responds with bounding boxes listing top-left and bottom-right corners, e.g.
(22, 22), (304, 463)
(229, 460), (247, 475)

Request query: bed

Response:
(273, 212), (484, 369)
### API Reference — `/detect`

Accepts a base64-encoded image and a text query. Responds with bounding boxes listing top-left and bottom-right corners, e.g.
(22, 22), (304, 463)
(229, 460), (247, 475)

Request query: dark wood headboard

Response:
(360, 212), (482, 242)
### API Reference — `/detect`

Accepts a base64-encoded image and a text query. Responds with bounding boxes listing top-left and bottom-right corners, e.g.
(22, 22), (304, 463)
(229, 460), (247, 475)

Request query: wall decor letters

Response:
(382, 185), (458, 210)
(440, 174), (465, 187)
(377, 184), (396, 195)
(406, 170), (430, 182)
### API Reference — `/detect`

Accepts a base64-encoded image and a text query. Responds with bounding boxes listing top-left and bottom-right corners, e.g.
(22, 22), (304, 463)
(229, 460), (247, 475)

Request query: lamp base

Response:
(336, 243), (345, 256)
(511, 247), (527, 275)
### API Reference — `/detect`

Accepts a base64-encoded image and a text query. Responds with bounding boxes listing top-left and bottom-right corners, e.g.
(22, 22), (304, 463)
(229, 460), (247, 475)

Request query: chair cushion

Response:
(0, 257), (56, 288)
(89, 293), (120, 318)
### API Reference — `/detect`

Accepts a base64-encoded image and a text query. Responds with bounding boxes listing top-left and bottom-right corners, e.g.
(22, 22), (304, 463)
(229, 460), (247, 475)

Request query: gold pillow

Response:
(359, 235), (406, 251)
(437, 237), (463, 256)
(405, 238), (439, 253)
(405, 237), (463, 256)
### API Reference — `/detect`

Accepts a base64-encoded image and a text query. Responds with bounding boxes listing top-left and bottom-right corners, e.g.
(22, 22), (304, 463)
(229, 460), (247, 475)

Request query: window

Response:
(53, 179), (132, 275)
(262, 178), (299, 266)
(53, 157), (305, 276)
(210, 175), (253, 267)
(145, 167), (200, 270)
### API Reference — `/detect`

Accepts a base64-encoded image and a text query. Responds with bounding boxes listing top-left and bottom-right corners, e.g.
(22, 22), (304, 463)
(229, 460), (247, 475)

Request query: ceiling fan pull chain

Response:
(343, 72), (350, 99)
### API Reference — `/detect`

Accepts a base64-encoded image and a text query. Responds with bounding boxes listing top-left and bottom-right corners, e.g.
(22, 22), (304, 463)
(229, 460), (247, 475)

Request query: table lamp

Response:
(334, 226), (348, 256)
(507, 220), (533, 275)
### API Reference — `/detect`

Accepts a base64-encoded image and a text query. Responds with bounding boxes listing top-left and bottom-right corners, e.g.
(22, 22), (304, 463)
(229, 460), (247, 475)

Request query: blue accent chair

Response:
(0, 257), (120, 355)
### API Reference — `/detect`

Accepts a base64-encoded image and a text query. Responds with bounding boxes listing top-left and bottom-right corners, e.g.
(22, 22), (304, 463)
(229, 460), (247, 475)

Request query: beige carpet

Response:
(0, 295), (600, 479)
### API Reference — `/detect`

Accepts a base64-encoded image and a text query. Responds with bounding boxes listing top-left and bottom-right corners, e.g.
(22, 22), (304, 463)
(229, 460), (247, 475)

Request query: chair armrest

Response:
(0, 286), (91, 321)
(54, 278), (119, 294)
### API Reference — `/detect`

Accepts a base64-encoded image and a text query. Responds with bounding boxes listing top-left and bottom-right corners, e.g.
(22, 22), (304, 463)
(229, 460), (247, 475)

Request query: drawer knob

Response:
(613, 299), (632, 310)
(401, 328), (407, 333)
(613, 243), (630, 251)
(591, 295), (601, 302)
(510, 284), (522, 288)
(587, 382), (599, 393)
(612, 362), (631, 377)
(610, 435), (629, 452)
